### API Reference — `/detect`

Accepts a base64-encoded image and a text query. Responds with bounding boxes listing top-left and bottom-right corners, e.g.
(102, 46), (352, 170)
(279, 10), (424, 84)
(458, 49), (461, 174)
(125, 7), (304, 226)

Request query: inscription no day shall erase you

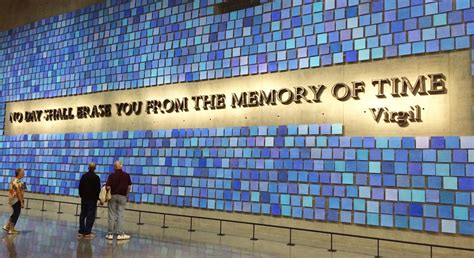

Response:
(8, 73), (446, 129)
(5, 49), (471, 136)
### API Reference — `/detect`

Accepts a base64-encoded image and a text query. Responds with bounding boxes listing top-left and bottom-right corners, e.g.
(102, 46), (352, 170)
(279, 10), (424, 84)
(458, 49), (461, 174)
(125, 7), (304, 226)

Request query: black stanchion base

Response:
(40, 210), (47, 212)
(250, 238), (258, 241)
(161, 226), (168, 229)
(287, 243), (295, 246)
(137, 223), (145, 226)
(57, 212), (64, 214)
(327, 249), (337, 253)
(217, 233), (225, 236)
(188, 229), (196, 232)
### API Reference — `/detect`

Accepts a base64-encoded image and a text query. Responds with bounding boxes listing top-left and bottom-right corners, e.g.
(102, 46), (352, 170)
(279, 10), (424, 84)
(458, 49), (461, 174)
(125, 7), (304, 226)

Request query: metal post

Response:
(57, 202), (63, 214)
(74, 203), (80, 217)
(430, 246), (433, 258)
(375, 239), (381, 258)
(137, 211), (144, 225)
(25, 199), (31, 210)
(95, 205), (101, 219)
(188, 217), (195, 232)
(250, 224), (258, 241)
(327, 233), (336, 252)
(161, 214), (168, 229)
(217, 220), (225, 236)
(40, 200), (47, 212)
(287, 228), (295, 246)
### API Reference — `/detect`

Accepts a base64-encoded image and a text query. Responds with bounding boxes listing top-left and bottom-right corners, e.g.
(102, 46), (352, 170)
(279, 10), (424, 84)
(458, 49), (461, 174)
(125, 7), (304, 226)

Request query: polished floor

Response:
(0, 204), (471, 258)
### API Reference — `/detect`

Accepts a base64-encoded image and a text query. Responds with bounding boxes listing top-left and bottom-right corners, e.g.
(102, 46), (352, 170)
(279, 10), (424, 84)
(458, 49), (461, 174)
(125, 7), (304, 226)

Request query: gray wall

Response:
(0, 0), (102, 32)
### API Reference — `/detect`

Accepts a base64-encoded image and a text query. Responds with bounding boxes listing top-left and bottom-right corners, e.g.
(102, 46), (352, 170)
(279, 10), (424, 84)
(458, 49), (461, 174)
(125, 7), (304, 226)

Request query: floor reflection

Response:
(77, 239), (93, 258)
(0, 212), (279, 258)
(2, 234), (18, 258)
(3, 206), (463, 258)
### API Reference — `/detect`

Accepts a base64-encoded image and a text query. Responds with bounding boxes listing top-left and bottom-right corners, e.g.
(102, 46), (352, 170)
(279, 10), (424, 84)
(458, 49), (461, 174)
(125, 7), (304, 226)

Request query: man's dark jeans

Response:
(79, 200), (97, 235)
(10, 201), (21, 224)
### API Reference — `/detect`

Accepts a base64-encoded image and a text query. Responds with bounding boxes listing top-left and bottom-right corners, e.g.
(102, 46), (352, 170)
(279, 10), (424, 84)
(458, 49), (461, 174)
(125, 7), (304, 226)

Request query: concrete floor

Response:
(0, 204), (472, 258)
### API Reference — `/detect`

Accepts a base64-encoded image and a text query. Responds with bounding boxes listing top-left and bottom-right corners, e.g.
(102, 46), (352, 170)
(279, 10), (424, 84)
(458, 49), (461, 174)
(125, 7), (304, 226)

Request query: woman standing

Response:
(2, 168), (26, 234)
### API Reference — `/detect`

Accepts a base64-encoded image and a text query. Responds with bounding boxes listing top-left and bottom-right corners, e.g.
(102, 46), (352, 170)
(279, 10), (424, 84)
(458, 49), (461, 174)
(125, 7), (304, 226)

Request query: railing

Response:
(1, 194), (473, 257)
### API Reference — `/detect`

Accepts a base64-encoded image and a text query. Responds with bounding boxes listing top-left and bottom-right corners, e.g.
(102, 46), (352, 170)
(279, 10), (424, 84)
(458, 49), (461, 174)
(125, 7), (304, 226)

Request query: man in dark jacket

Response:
(78, 162), (101, 238)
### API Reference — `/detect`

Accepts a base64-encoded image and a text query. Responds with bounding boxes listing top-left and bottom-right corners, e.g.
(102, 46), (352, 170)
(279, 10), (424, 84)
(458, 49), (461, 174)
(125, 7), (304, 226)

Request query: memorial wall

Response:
(1, 0), (474, 237)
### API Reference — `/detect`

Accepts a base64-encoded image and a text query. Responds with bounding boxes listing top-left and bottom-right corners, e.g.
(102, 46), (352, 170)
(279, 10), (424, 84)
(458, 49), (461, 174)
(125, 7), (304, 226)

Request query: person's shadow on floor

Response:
(76, 238), (93, 258)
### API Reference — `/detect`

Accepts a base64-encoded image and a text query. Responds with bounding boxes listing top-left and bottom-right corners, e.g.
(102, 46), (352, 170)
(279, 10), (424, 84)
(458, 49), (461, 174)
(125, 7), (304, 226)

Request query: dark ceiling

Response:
(0, 0), (103, 32)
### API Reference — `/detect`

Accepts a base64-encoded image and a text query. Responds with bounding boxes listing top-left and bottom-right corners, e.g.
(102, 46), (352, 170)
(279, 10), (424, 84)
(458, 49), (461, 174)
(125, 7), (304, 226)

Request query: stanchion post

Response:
(250, 224), (258, 241)
(57, 202), (63, 214)
(40, 200), (47, 212)
(287, 228), (295, 246)
(137, 211), (144, 225)
(328, 233), (336, 252)
(375, 239), (381, 258)
(25, 199), (31, 210)
(161, 214), (168, 229)
(217, 220), (225, 236)
(188, 217), (195, 232)
(95, 204), (101, 219)
(75, 203), (80, 217)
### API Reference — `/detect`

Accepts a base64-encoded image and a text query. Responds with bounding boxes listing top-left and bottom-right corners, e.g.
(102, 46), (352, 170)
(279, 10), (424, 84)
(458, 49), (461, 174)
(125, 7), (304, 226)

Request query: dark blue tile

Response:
(459, 221), (474, 235)
(440, 191), (455, 204)
(409, 204), (423, 217)
(395, 150), (408, 161)
(370, 149), (382, 160)
(345, 161), (357, 172)
(278, 171), (288, 182)
(383, 175), (396, 187)
(451, 164), (465, 176)
(412, 176), (425, 188)
(363, 137), (376, 148)
(327, 209), (339, 222)
(438, 205), (453, 219)
(402, 137), (415, 148)
(428, 177), (442, 189)
(271, 204), (281, 216)
(395, 203), (408, 215)
(453, 150), (468, 163)
(459, 178), (474, 190)
(382, 162), (395, 173)
(408, 163), (422, 175)
(381, 202), (393, 214)
(431, 137), (445, 148)
(351, 137), (363, 147)
(409, 150), (423, 162)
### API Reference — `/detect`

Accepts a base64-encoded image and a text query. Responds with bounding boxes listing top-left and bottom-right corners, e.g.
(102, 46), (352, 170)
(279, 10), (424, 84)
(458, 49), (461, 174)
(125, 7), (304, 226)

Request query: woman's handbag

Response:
(99, 185), (111, 204)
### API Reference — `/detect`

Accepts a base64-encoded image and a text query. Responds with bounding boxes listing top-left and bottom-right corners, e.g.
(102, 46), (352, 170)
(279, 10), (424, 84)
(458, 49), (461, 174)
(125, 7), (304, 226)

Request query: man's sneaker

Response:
(105, 234), (114, 240)
(77, 232), (84, 237)
(117, 234), (130, 240)
(2, 225), (9, 232)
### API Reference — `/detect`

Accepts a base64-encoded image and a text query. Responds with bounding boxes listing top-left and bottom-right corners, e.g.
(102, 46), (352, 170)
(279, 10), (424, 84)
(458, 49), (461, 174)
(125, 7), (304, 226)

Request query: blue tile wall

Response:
(0, 0), (473, 106)
(0, 124), (472, 236)
(0, 0), (473, 236)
